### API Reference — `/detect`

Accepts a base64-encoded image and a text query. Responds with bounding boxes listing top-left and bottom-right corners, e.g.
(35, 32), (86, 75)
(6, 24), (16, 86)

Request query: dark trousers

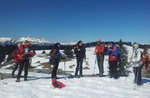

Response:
(133, 66), (142, 85)
(51, 60), (59, 79)
(12, 63), (19, 76)
(109, 61), (118, 78)
(17, 59), (29, 80)
(97, 55), (104, 76)
(75, 57), (83, 76)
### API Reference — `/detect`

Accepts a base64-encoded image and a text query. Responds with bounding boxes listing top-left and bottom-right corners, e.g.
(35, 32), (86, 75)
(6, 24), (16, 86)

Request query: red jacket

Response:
(95, 43), (105, 56)
(13, 49), (20, 63)
(18, 44), (35, 60)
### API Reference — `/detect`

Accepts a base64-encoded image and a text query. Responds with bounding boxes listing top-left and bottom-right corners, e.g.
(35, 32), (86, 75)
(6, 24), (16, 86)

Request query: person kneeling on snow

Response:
(107, 43), (119, 79)
(16, 40), (36, 82)
(130, 43), (143, 86)
(50, 43), (62, 79)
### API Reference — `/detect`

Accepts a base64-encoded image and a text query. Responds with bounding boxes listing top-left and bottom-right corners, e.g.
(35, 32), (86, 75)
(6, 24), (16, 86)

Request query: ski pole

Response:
(125, 62), (132, 82)
(93, 57), (97, 76)
(64, 60), (66, 80)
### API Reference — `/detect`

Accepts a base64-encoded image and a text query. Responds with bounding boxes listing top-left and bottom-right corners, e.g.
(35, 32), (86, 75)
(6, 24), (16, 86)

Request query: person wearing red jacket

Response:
(95, 39), (105, 77)
(107, 43), (119, 79)
(16, 40), (35, 82)
(12, 46), (20, 77)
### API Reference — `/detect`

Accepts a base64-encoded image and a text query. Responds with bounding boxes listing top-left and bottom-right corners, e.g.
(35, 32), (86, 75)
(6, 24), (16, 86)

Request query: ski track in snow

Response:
(0, 46), (150, 98)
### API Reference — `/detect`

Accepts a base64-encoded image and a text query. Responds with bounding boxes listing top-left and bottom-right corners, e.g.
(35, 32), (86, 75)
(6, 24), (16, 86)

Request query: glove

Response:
(22, 54), (30, 58)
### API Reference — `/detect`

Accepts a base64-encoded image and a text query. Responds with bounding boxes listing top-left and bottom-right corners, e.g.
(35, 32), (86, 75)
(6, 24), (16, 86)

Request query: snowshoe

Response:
(68, 75), (80, 79)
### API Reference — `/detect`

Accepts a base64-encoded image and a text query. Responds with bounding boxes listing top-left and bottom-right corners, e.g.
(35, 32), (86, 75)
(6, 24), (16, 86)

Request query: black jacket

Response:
(0, 46), (6, 64)
(74, 45), (86, 59)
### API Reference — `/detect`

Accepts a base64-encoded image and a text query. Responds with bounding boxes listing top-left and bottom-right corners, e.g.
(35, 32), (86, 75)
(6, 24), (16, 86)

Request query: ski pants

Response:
(17, 59), (30, 80)
(133, 66), (142, 85)
(12, 63), (19, 76)
(97, 55), (104, 76)
(75, 57), (83, 76)
(51, 60), (59, 79)
(109, 61), (118, 78)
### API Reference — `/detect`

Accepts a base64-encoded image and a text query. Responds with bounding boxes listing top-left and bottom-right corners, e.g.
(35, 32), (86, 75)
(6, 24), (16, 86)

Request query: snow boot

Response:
(16, 79), (20, 82)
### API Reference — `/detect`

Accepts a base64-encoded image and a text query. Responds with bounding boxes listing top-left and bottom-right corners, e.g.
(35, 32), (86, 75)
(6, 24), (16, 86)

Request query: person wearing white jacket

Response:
(130, 43), (143, 86)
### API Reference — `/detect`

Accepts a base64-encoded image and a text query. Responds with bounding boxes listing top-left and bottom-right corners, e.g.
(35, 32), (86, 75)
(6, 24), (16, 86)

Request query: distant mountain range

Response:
(0, 36), (54, 46)
(0, 36), (76, 46)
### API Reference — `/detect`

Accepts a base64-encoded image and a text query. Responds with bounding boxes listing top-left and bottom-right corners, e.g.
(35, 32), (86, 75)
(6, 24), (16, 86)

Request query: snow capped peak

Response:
(0, 36), (53, 45)
(61, 42), (76, 45)
(0, 37), (16, 45)
(17, 36), (51, 45)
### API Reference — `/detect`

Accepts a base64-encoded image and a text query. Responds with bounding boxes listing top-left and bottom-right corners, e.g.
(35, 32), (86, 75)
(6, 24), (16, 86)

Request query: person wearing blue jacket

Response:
(50, 43), (62, 79)
(107, 43), (119, 79)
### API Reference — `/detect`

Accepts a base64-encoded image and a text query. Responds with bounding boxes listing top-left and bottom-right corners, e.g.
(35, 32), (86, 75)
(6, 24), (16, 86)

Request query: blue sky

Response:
(0, 0), (150, 43)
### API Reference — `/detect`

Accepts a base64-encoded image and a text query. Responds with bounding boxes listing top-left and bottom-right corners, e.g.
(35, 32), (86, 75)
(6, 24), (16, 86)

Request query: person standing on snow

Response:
(107, 43), (119, 79)
(130, 43), (143, 86)
(50, 43), (62, 80)
(95, 39), (105, 77)
(74, 41), (86, 77)
(12, 46), (20, 78)
(16, 40), (35, 82)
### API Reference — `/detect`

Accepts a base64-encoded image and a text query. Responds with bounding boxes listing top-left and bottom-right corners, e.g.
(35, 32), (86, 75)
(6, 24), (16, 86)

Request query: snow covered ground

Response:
(0, 46), (150, 98)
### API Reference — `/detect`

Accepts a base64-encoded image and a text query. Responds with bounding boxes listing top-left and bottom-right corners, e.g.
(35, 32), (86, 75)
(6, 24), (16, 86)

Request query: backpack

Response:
(49, 49), (62, 64)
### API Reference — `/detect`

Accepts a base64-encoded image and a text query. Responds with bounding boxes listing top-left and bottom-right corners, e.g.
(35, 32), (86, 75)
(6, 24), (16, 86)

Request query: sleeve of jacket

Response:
(106, 48), (111, 55)
(51, 49), (57, 58)
(137, 50), (142, 62)
(112, 49), (119, 56)
(74, 47), (78, 55)
(83, 47), (86, 59)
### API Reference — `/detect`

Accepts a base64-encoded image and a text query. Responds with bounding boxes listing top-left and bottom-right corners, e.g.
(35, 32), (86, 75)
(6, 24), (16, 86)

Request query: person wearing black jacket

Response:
(74, 41), (86, 77)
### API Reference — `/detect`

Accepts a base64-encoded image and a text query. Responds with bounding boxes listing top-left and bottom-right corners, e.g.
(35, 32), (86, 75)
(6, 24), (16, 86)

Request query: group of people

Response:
(73, 39), (119, 79)
(130, 44), (150, 85)
(49, 39), (120, 80)
(1, 40), (36, 82)
(50, 39), (150, 86)
(0, 39), (150, 86)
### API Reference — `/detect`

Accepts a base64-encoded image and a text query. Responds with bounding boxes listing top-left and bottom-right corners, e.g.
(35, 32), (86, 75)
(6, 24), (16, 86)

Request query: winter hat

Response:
(54, 43), (61, 49)
(77, 40), (82, 46)
(22, 40), (30, 45)
(96, 39), (101, 43)
(109, 42), (114, 47)
(133, 43), (139, 50)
